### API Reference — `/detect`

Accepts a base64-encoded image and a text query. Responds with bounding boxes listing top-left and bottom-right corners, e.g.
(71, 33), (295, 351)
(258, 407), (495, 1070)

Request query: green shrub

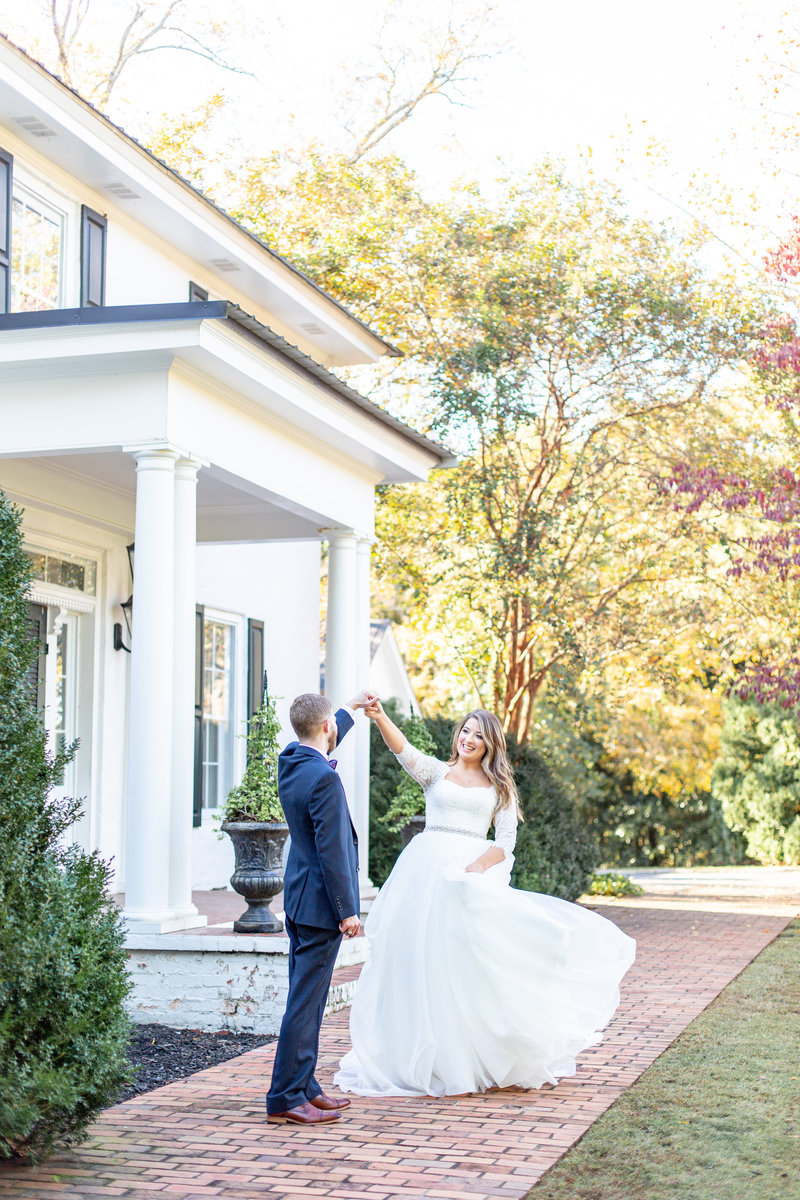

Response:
(582, 776), (749, 869)
(369, 711), (598, 900)
(506, 733), (599, 900)
(712, 698), (800, 864)
(368, 701), (411, 885)
(529, 678), (748, 868)
(0, 490), (132, 1163)
(587, 871), (645, 898)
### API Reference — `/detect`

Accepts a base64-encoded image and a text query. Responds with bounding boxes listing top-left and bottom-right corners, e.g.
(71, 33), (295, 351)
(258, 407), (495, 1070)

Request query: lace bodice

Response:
(394, 739), (517, 855)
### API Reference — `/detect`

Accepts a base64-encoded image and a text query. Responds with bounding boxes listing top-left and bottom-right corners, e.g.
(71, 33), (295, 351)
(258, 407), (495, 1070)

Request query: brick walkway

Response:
(2, 902), (794, 1200)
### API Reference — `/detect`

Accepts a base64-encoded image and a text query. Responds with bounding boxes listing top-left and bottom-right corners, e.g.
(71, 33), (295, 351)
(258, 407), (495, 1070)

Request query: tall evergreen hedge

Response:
(0, 490), (132, 1163)
(368, 707), (597, 899)
(712, 698), (800, 864)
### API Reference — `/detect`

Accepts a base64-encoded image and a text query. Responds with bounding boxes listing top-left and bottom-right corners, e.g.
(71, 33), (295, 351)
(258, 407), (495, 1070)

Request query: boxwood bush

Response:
(0, 491), (132, 1163)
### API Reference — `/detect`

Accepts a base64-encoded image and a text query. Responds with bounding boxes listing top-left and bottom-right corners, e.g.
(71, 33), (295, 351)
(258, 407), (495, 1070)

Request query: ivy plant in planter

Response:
(220, 694), (288, 934)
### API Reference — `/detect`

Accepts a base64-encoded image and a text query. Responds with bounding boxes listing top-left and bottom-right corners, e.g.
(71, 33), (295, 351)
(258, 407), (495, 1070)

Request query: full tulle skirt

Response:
(334, 830), (636, 1097)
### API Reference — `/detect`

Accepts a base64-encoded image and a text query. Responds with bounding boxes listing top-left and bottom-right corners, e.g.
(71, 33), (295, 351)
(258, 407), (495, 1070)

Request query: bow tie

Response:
(328, 759), (338, 771)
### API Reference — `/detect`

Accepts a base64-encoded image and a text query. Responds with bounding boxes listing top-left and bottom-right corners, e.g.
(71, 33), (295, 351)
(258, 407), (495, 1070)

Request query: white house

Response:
(369, 619), (421, 717)
(0, 35), (450, 936)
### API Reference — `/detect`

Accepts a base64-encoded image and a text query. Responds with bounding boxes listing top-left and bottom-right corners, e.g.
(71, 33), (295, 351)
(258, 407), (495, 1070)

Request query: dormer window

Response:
(11, 184), (65, 312)
(0, 148), (106, 314)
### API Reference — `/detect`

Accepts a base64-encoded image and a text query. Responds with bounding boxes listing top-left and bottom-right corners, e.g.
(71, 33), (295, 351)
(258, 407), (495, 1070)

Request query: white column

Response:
(325, 531), (359, 845)
(168, 457), (206, 926)
(123, 447), (181, 932)
(354, 536), (373, 888)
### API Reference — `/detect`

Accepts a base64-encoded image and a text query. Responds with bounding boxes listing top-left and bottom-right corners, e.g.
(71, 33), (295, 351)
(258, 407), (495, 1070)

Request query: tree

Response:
(0, 489), (131, 1163)
(0, 0), (244, 108)
(712, 698), (800, 864)
(338, 1), (502, 165)
(665, 218), (800, 710)
(227, 154), (761, 741)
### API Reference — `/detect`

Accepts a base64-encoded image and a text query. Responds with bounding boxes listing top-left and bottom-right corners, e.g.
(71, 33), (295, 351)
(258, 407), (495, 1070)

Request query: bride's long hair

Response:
(449, 710), (523, 820)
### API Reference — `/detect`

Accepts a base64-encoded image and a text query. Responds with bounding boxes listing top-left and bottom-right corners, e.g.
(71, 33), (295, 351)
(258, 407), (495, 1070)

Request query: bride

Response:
(334, 703), (636, 1098)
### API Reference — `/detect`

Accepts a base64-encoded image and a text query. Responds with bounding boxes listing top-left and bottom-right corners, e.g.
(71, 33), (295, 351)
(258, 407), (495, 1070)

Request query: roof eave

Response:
(0, 33), (402, 363)
(0, 301), (454, 468)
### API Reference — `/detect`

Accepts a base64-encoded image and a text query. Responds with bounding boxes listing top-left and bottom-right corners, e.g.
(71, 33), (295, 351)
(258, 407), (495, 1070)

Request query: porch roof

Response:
(0, 301), (454, 468)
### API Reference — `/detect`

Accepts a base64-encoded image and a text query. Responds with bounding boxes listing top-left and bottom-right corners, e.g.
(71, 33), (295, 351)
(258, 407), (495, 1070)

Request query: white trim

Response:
(28, 585), (95, 613)
(199, 607), (246, 812)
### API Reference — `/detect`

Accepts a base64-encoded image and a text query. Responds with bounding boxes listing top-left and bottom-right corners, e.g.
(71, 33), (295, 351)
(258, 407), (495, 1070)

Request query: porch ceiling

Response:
(7, 451), (328, 543)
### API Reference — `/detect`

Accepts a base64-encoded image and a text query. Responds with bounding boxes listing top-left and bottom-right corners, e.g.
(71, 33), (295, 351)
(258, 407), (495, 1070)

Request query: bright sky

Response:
(2, 0), (798, 257)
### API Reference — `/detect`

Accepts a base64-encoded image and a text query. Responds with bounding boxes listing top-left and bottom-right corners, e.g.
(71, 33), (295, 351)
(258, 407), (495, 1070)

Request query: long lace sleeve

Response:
(394, 738), (447, 791)
(493, 803), (518, 856)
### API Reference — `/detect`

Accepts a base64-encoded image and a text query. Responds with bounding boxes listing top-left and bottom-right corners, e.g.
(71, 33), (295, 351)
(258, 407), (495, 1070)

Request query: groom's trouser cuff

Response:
(266, 919), (341, 1113)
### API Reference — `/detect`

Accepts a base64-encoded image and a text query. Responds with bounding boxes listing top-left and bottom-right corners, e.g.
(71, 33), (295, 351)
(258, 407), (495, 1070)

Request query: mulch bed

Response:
(117, 1024), (276, 1104)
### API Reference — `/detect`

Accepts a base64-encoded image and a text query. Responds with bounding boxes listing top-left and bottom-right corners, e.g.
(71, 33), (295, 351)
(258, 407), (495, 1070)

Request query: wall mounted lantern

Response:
(113, 542), (134, 653)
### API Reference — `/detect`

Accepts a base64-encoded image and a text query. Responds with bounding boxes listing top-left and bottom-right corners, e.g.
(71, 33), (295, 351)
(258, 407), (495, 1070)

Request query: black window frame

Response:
(193, 604), (205, 827)
(0, 147), (12, 315)
(247, 618), (265, 723)
(26, 602), (47, 713)
(189, 281), (208, 302)
(80, 204), (107, 307)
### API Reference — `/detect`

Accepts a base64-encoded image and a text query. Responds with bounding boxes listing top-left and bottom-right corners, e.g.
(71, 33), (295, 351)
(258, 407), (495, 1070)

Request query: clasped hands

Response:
(349, 690), (385, 722)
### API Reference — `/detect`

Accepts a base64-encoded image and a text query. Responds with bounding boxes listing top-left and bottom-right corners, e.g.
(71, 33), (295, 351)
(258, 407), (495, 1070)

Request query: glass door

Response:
(44, 609), (79, 816)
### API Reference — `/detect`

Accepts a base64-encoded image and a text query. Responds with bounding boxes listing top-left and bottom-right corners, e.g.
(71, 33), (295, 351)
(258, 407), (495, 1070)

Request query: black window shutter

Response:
(0, 148), (12, 315)
(189, 281), (208, 302)
(193, 605), (204, 827)
(247, 618), (265, 720)
(80, 205), (107, 307)
(26, 602), (47, 712)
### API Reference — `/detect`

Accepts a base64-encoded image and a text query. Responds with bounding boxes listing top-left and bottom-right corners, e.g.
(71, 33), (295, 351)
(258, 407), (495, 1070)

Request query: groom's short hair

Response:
(290, 693), (333, 739)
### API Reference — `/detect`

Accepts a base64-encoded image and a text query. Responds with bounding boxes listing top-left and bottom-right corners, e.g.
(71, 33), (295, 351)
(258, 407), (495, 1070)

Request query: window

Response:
(201, 618), (236, 809)
(10, 187), (64, 311)
(25, 548), (97, 595)
(194, 610), (261, 823)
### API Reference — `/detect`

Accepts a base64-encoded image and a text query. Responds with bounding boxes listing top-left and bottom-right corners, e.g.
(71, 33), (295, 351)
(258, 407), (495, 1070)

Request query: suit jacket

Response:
(279, 708), (360, 929)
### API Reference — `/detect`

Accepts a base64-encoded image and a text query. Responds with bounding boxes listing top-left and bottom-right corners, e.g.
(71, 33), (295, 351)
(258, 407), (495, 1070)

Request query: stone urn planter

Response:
(222, 820), (289, 934)
(400, 813), (426, 849)
(219, 691), (287, 935)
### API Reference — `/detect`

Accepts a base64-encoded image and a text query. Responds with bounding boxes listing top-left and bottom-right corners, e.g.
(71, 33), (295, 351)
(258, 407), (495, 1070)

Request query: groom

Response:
(266, 689), (374, 1126)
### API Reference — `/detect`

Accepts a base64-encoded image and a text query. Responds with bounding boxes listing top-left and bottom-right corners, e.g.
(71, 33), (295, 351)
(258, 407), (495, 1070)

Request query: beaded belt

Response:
(425, 823), (484, 840)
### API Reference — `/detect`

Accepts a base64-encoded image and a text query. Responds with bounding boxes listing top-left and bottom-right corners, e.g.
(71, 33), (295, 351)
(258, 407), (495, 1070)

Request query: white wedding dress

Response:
(334, 740), (636, 1097)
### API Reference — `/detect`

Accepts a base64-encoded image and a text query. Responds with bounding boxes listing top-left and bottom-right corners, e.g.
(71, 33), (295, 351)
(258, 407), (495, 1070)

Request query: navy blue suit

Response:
(266, 709), (360, 1114)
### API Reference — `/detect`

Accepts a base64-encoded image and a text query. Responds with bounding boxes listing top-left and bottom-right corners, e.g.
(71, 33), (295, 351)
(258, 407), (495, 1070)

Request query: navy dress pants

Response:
(266, 916), (342, 1114)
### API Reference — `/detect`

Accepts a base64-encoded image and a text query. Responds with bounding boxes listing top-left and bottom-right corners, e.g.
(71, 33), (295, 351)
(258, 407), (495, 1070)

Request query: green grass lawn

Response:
(526, 919), (800, 1200)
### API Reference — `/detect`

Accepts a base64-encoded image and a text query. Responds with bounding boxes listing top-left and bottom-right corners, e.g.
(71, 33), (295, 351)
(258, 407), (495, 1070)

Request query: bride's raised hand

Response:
(364, 699), (385, 720)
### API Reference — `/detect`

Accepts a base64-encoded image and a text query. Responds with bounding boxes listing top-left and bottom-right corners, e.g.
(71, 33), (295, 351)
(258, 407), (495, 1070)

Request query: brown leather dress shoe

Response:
(309, 1091), (351, 1111)
(267, 1101), (341, 1125)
